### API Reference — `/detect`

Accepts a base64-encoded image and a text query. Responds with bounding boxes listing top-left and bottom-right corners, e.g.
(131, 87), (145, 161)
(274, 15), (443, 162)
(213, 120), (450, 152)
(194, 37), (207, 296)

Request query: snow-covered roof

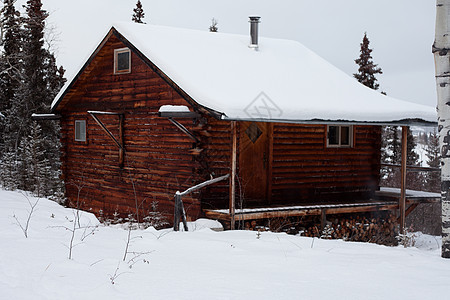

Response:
(52, 22), (437, 125)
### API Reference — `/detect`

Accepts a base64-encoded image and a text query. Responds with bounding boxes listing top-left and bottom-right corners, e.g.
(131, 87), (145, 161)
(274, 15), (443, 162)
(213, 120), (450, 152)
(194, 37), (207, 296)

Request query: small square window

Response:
(114, 48), (131, 74)
(327, 125), (353, 147)
(75, 120), (86, 142)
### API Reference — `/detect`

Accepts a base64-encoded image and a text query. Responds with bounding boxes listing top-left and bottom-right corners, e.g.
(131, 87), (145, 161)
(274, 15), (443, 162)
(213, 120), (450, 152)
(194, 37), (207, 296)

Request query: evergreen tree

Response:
(132, 0), (145, 24)
(426, 130), (441, 192)
(406, 128), (419, 166)
(0, 0), (23, 156)
(19, 121), (54, 197)
(0, 0), (65, 198)
(390, 126), (402, 165)
(405, 128), (423, 190)
(353, 33), (383, 90)
(353, 34), (421, 188)
(0, 146), (19, 190)
(0, 0), (23, 113)
(209, 18), (218, 32)
(381, 126), (401, 187)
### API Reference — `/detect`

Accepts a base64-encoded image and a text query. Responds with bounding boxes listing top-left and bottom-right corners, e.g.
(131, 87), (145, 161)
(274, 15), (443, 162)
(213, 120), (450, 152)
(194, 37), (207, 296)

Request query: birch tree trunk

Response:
(433, 0), (450, 258)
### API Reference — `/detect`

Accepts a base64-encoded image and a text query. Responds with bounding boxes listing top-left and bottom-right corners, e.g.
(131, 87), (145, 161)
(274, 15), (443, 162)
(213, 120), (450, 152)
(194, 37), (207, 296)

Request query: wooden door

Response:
(239, 122), (271, 203)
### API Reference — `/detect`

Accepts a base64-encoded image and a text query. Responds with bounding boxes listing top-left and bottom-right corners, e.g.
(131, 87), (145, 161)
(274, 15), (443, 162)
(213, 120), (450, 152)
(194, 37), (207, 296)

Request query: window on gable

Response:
(114, 48), (131, 74)
(75, 120), (86, 142)
(327, 125), (353, 147)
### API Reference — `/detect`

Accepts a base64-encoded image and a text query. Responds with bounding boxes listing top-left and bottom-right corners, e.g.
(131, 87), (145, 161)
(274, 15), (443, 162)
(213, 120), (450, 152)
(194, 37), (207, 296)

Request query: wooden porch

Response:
(218, 122), (439, 234)
(204, 187), (440, 225)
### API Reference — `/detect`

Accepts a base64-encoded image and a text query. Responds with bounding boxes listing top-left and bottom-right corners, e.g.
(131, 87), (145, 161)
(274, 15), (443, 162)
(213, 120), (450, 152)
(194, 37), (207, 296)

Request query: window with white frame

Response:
(75, 120), (86, 142)
(327, 125), (353, 147)
(114, 48), (131, 74)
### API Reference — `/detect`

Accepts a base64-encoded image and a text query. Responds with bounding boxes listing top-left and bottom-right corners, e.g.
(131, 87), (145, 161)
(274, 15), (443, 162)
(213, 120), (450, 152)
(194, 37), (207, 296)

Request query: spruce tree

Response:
(426, 130), (441, 192)
(0, 0), (65, 198)
(390, 126), (402, 165)
(405, 128), (423, 190)
(354, 33), (383, 90)
(132, 0), (145, 24)
(0, 146), (19, 190)
(0, 0), (23, 157)
(19, 121), (53, 197)
(0, 0), (23, 113)
(381, 126), (401, 187)
(406, 128), (419, 166)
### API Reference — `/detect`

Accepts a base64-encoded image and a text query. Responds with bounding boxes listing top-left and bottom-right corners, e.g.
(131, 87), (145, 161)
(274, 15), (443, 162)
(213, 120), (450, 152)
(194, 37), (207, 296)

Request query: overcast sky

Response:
(33, 0), (436, 107)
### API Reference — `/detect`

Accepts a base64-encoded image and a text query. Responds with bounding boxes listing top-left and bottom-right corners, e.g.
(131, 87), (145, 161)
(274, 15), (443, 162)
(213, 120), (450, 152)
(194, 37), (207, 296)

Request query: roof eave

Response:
(221, 116), (437, 127)
(51, 28), (116, 113)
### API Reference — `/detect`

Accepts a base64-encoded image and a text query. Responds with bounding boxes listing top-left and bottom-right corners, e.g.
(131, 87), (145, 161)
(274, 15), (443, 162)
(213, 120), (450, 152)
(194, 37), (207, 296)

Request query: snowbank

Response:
(0, 189), (449, 300)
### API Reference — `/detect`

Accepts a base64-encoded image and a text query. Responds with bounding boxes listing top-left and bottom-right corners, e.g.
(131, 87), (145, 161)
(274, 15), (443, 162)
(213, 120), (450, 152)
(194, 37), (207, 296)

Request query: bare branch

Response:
(12, 193), (40, 238)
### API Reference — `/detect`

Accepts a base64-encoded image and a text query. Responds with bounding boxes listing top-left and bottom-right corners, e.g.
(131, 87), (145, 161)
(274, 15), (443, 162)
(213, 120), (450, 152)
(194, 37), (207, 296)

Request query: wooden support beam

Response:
(267, 123), (274, 205)
(174, 194), (180, 231)
(400, 126), (408, 234)
(179, 197), (188, 231)
(397, 203), (420, 224)
(204, 202), (400, 222)
(89, 113), (123, 149)
(229, 121), (237, 230)
(405, 203), (419, 218)
(321, 209), (327, 231)
(173, 194), (188, 231)
(88, 111), (125, 169)
(167, 117), (199, 143)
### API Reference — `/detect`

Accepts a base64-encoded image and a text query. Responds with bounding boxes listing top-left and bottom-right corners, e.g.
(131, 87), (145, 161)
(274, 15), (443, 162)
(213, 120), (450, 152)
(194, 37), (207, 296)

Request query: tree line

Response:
(0, 0), (66, 199)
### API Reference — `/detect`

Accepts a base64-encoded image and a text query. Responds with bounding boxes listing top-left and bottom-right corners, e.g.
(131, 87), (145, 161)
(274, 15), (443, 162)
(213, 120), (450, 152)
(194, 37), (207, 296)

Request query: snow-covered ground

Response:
(0, 189), (449, 300)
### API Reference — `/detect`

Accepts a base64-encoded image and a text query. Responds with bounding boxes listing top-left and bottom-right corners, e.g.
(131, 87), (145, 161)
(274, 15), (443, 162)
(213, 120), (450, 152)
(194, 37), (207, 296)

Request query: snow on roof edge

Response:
(221, 116), (437, 127)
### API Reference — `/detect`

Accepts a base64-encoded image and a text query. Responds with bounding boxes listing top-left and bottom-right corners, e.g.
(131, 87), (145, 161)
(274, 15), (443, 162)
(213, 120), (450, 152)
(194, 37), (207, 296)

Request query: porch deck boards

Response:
(204, 187), (440, 222)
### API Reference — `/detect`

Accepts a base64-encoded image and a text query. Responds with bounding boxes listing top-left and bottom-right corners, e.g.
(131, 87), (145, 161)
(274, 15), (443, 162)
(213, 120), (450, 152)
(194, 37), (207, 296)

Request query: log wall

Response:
(271, 123), (381, 204)
(200, 122), (381, 209)
(198, 117), (233, 210)
(59, 34), (202, 223)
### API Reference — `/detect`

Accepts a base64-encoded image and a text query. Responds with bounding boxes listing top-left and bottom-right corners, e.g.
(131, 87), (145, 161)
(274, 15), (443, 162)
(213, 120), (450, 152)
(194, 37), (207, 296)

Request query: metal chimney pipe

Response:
(249, 16), (261, 49)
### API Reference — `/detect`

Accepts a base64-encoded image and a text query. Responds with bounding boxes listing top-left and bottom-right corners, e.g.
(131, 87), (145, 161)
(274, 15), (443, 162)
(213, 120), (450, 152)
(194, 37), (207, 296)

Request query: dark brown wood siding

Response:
(197, 117), (233, 210)
(199, 122), (381, 210)
(59, 34), (202, 222)
(270, 123), (381, 204)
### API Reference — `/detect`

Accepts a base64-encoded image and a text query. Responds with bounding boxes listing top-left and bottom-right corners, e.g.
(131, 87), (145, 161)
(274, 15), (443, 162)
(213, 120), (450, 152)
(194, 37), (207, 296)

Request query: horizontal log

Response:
(204, 202), (398, 221)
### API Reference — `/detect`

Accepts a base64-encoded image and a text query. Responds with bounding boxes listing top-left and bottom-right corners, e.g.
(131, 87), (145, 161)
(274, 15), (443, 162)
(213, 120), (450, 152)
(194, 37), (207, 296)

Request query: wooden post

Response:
(267, 123), (274, 204)
(400, 126), (408, 234)
(321, 209), (327, 231)
(229, 121), (237, 230)
(173, 194), (188, 232)
(173, 174), (229, 231)
(173, 194), (180, 231)
(179, 197), (188, 231)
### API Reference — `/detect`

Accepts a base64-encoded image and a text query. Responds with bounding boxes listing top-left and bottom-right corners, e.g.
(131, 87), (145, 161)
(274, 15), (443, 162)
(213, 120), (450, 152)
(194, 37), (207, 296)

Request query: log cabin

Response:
(48, 19), (437, 230)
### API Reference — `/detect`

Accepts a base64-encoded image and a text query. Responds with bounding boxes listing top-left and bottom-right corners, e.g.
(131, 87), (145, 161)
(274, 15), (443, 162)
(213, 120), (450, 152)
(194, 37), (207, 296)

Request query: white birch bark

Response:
(433, 0), (450, 258)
